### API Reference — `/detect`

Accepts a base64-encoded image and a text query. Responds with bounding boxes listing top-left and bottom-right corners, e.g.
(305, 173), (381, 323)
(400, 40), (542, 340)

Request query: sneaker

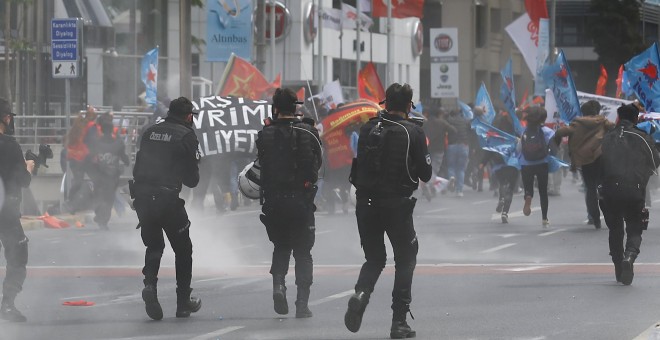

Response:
(142, 285), (163, 321)
(456, 192), (464, 198)
(448, 177), (456, 192)
(523, 196), (532, 216)
(390, 320), (417, 339)
(542, 219), (550, 228)
(501, 212), (508, 224)
(0, 303), (27, 322)
(344, 291), (369, 333)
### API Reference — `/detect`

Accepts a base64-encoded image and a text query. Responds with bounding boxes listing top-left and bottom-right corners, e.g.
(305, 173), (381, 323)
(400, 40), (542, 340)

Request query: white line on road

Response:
(499, 266), (548, 272)
(480, 243), (516, 254)
(187, 326), (245, 340)
(426, 207), (449, 214)
(471, 199), (493, 205)
(497, 234), (519, 238)
(316, 230), (333, 235)
(308, 290), (354, 306)
(539, 228), (567, 237)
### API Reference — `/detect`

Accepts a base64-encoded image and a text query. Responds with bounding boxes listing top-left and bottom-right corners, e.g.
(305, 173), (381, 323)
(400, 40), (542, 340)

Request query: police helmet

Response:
(238, 159), (262, 199)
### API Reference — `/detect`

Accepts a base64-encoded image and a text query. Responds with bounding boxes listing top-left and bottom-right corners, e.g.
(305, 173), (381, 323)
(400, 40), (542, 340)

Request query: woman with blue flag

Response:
(518, 107), (557, 228)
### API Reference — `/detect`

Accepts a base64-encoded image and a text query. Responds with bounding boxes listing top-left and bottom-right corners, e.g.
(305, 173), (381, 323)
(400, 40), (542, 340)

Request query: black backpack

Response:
(521, 126), (548, 161)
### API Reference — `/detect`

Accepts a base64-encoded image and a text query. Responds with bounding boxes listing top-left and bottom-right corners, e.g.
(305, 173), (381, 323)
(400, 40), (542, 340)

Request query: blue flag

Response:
(475, 82), (496, 124)
(548, 156), (570, 173)
(637, 120), (660, 143)
(141, 47), (159, 107)
(624, 42), (660, 112)
(499, 58), (524, 136)
(543, 50), (581, 123)
(457, 100), (473, 120)
(471, 117), (519, 169)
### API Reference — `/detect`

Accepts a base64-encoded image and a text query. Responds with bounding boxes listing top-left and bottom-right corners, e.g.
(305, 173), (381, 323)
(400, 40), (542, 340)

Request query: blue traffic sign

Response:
(51, 18), (81, 78)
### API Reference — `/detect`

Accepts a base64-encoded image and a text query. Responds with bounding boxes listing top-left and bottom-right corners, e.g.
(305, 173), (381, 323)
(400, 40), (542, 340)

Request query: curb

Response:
(21, 212), (94, 231)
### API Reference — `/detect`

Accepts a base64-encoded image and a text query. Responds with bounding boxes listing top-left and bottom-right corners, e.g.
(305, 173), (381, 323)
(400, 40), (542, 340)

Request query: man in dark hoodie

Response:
(445, 108), (472, 197)
(554, 100), (615, 229)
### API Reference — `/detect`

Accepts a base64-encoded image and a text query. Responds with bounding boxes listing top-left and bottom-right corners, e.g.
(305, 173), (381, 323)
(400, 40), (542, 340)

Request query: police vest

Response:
(257, 120), (320, 192)
(352, 117), (418, 196)
(134, 119), (195, 189)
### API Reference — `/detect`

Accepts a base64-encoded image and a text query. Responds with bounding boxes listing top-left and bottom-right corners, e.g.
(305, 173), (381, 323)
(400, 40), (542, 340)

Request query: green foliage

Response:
(587, 0), (644, 70)
(191, 0), (204, 8)
(191, 35), (206, 53)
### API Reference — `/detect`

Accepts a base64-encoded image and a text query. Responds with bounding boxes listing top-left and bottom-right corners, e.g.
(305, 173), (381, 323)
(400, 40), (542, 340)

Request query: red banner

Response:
(524, 0), (548, 27)
(372, 0), (424, 18)
(319, 100), (380, 169)
(358, 62), (385, 104)
(595, 64), (608, 96)
(615, 64), (624, 98)
(217, 54), (280, 100)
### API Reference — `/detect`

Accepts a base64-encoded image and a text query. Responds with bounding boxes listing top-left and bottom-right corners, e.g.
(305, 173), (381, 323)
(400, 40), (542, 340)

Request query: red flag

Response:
(296, 87), (306, 102)
(358, 62), (385, 104)
(615, 65), (624, 98)
(518, 88), (529, 109)
(372, 0), (424, 18)
(595, 64), (608, 96)
(217, 54), (280, 99)
(524, 0), (548, 27)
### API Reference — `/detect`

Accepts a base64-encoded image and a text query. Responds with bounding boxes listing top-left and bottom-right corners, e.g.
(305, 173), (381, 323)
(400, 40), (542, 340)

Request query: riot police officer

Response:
(257, 88), (322, 318)
(0, 98), (33, 322)
(132, 97), (202, 320)
(345, 83), (432, 338)
(600, 103), (659, 285)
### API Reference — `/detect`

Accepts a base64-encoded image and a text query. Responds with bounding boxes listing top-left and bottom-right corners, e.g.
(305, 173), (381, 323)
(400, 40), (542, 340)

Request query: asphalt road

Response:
(4, 177), (660, 340)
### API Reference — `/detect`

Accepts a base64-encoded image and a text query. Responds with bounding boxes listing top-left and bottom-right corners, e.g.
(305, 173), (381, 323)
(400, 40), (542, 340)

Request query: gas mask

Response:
(1, 114), (15, 135)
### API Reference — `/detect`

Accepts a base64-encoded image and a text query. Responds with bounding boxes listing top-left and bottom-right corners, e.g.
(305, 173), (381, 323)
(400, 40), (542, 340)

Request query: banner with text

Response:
(207, 0), (252, 61)
(430, 28), (459, 98)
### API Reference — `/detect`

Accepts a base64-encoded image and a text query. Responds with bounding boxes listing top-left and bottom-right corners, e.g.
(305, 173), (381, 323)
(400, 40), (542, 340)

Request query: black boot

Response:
(142, 284), (163, 320)
(0, 296), (26, 323)
(344, 290), (370, 333)
(390, 309), (416, 339)
(611, 255), (623, 283)
(295, 286), (312, 318)
(272, 274), (288, 315)
(176, 288), (202, 318)
(621, 252), (637, 285)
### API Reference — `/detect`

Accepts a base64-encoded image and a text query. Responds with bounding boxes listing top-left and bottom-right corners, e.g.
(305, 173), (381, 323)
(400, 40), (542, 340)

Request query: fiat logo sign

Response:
(264, 1), (291, 41)
(434, 34), (453, 53)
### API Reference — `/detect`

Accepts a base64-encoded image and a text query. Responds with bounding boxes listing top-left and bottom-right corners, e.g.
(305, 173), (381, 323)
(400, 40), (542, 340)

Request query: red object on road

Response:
(62, 300), (95, 306)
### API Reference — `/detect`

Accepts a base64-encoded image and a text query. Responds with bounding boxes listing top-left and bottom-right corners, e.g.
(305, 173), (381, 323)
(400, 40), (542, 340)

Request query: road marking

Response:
(491, 207), (540, 220)
(308, 289), (354, 306)
(499, 265), (547, 272)
(317, 230), (333, 235)
(471, 199), (492, 205)
(426, 207), (449, 214)
(228, 244), (256, 251)
(480, 243), (516, 254)
(633, 322), (660, 340)
(187, 326), (245, 340)
(497, 233), (519, 238)
(539, 228), (566, 237)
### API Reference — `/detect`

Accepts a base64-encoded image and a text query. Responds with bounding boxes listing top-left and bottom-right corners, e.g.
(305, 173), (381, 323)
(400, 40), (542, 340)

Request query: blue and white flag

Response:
(472, 117), (519, 169)
(457, 100), (473, 120)
(542, 50), (581, 123)
(548, 156), (569, 173)
(141, 47), (158, 107)
(624, 42), (660, 112)
(475, 82), (496, 124)
(500, 58), (524, 136)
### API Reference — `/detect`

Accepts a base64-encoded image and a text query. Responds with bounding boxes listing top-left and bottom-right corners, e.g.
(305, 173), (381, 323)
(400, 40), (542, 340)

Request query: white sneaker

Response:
(456, 192), (464, 198)
(542, 219), (550, 228)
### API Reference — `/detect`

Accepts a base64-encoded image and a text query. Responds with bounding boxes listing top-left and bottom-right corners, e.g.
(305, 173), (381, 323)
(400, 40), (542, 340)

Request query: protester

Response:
(445, 108), (472, 197)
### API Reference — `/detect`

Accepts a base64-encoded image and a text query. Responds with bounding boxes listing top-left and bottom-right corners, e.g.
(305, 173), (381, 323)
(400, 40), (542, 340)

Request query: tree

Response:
(587, 0), (644, 75)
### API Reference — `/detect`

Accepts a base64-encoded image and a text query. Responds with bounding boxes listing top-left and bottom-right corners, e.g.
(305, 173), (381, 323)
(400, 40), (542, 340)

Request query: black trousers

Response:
(0, 200), (29, 304)
(89, 168), (119, 226)
(354, 196), (418, 313)
(581, 158), (603, 226)
(599, 183), (646, 260)
(261, 194), (316, 288)
(134, 192), (193, 289)
(521, 163), (549, 219)
(495, 166), (519, 214)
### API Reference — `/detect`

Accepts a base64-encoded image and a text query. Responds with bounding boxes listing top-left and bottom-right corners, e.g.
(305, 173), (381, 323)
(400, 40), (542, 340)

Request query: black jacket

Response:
(446, 114), (471, 145)
(133, 116), (200, 190)
(601, 120), (660, 188)
(0, 134), (31, 199)
(424, 116), (455, 153)
(352, 112), (432, 197)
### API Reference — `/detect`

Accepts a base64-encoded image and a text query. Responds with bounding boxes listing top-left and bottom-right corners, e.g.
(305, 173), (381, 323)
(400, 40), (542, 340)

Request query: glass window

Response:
(490, 8), (501, 33)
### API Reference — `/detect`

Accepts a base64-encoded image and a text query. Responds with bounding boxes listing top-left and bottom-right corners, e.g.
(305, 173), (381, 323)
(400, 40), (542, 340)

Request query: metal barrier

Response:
(14, 111), (153, 175)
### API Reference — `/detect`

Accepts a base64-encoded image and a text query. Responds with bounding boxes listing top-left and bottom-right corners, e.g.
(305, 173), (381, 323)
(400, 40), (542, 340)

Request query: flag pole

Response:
(356, 0), (362, 90)
(317, 0), (324, 89)
(386, 0), (392, 85)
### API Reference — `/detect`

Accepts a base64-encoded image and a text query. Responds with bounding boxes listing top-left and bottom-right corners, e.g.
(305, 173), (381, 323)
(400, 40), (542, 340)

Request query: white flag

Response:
(319, 8), (342, 31)
(342, 3), (373, 31)
(323, 80), (345, 109)
(505, 13), (537, 76)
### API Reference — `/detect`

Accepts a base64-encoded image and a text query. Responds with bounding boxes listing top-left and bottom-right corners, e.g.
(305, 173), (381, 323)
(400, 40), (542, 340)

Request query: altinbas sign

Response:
(207, 0), (253, 62)
(192, 96), (272, 158)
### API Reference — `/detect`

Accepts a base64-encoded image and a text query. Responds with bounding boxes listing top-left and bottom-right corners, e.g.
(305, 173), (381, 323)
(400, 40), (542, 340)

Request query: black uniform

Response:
(256, 117), (322, 314)
(0, 134), (31, 314)
(599, 119), (659, 283)
(350, 112), (432, 318)
(133, 115), (200, 293)
(88, 133), (129, 228)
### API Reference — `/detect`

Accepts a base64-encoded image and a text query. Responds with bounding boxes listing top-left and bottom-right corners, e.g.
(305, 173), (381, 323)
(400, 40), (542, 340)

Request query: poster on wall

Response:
(207, 0), (253, 62)
(430, 28), (459, 98)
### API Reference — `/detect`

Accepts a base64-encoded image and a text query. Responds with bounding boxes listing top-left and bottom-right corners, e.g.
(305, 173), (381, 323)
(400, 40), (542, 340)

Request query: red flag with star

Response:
(372, 0), (424, 19)
(357, 62), (385, 104)
(595, 64), (608, 96)
(217, 54), (281, 100)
